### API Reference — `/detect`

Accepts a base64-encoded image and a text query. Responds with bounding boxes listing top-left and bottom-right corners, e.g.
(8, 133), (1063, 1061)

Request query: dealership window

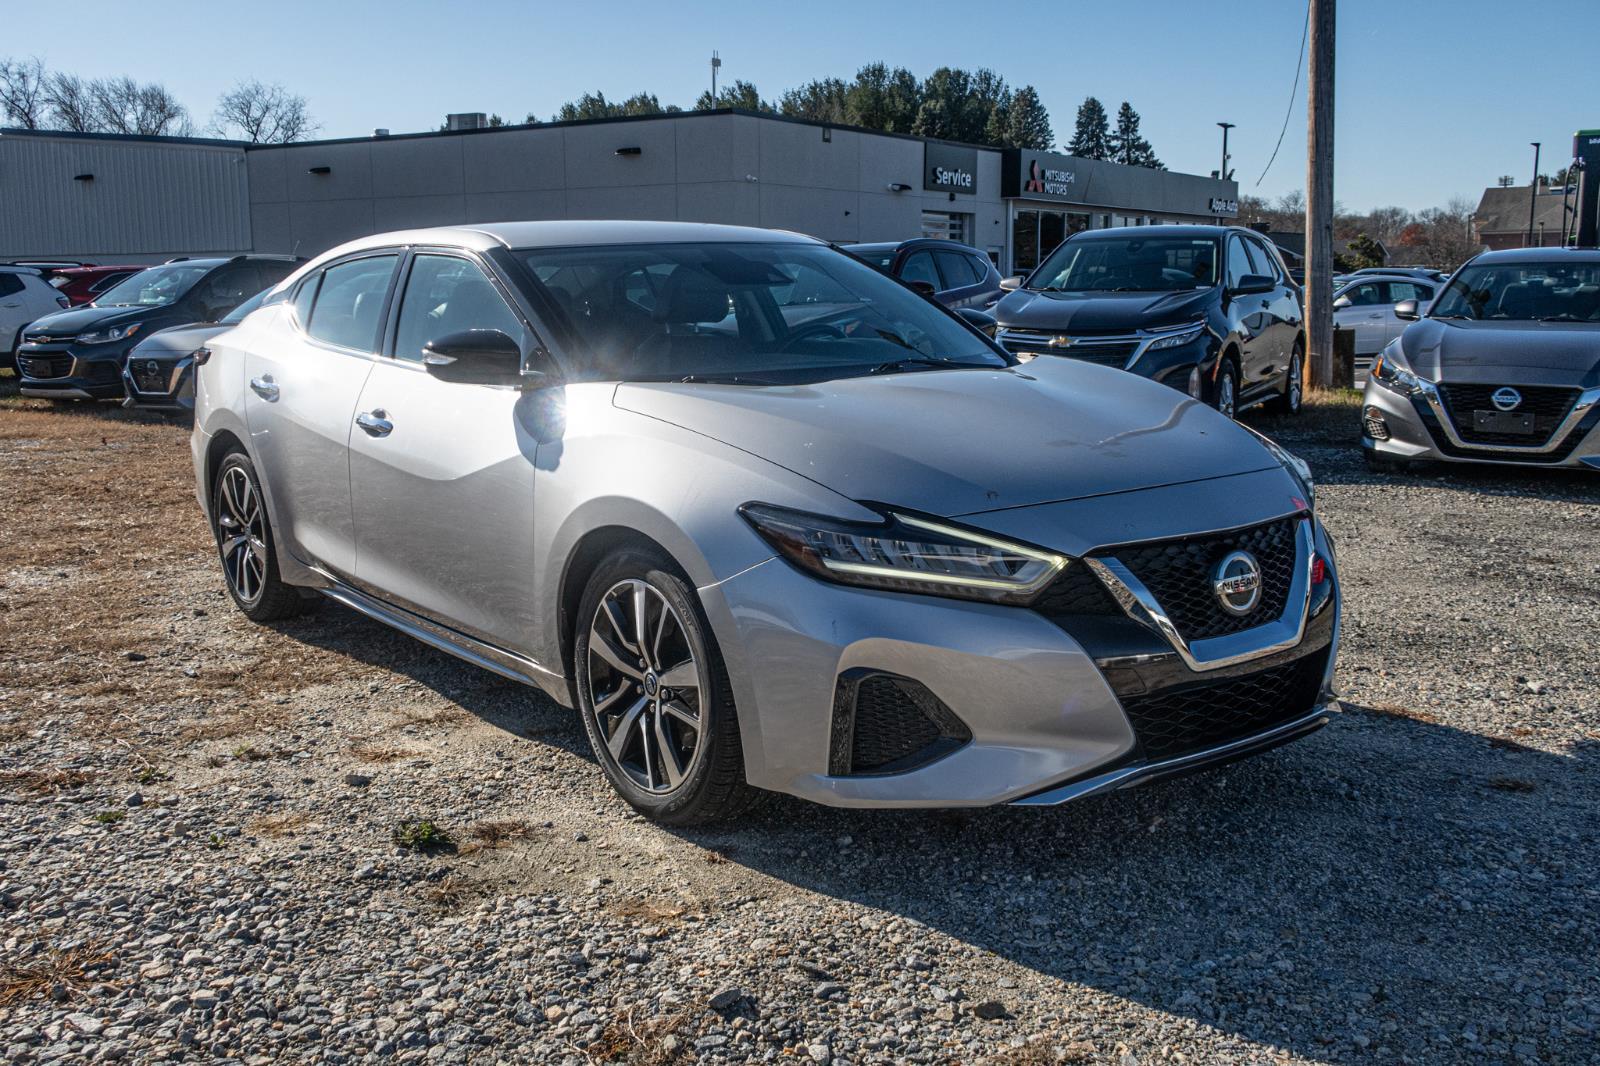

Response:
(920, 211), (968, 244)
(1010, 209), (1093, 274)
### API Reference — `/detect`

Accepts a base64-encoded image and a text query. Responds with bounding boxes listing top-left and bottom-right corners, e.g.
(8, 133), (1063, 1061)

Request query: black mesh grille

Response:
(831, 674), (971, 775)
(1032, 565), (1122, 622)
(1119, 649), (1328, 760)
(1410, 396), (1597, 463)
(1110, 519), (1300, 642)
(998, 332), (1137, 367)
(18, 354), (71, 379)
(1437, 383), (1577, 445)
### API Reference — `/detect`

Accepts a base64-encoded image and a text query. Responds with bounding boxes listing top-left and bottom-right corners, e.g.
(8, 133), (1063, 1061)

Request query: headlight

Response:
(1370, 342), (1424, 395)
(1243, 427), (1315, 507)
(1144, 323), (1206, 352)
(75, 323), (141, 345)
(740, 503), (1068, 605)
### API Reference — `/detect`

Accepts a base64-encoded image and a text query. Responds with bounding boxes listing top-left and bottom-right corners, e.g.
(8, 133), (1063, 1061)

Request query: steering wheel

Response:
(776, 321), (848, 352)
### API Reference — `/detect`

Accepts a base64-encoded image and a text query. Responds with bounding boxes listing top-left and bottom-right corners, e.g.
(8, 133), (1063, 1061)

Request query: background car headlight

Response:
(1370, 342), (1424, 395)
(740, 503), (1068, 605)
(1145, 324), (1206, 352)
(75, 323), (141, 345)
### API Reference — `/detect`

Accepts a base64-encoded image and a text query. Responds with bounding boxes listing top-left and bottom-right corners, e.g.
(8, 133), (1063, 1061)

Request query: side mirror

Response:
(906, 279), (937, 297)
(955, 307), (997, 337)
(1230, 274), (1276, 296)
(1393, 299), (1420, 321)
(999, 275), (1025, 292)
(1332, 295), (1352, 310)
(422, 329), (525, 385)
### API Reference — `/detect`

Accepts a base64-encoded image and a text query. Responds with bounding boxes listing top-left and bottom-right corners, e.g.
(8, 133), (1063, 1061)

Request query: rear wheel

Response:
(574, 547), (757, 825)
(211, 450), (305, 622)
(1269, 339), (1304, 415)
(1212, 356), (1240, 420)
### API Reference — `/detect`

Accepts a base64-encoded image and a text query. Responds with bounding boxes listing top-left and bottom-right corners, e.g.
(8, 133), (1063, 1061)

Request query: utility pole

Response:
(1527, 141), (1541, 246)
(1305, 0), (1336, 387)
(1217, 122), (1235, 182)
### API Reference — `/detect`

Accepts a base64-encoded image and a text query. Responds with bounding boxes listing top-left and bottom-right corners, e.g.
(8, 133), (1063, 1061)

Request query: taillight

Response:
(194, 347), (212, 366)
(1310, 555), (1328, 585)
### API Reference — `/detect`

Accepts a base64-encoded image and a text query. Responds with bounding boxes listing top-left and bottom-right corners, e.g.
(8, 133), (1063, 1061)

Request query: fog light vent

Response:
(829, 671), (971, 776)
(1362, 405), (1390, 441)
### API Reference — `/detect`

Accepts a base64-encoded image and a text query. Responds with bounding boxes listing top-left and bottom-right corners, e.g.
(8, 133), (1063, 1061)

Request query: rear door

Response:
(933, 249), (985, 308)
(1225, 235), (1276, 385)
(244, 252), (398, 580)
(1246, 235), (1301, 388)
(0, 272), (32, 350)
(1383, 280), (1434, 344)
(1335, 280), (1390, 355)
(348, 250), (543, 651)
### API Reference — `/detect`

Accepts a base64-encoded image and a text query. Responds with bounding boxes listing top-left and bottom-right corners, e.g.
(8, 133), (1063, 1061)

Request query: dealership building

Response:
(0, 109), (1238, 275)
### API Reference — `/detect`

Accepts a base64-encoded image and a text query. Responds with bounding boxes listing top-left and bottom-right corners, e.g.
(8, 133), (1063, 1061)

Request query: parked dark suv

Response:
(16, 255), (300, 401)
(991, 225), (1305, 418)
(843, 238), (1004, 310)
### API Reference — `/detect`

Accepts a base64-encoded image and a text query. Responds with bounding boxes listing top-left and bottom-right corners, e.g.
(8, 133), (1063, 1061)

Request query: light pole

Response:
(1217, 122), (1235, 182)
(1528, 141), (1541, 246)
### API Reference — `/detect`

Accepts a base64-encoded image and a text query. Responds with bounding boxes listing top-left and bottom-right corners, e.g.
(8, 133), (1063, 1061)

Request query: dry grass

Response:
(610, 898), (690, 923)
(423, 874), (472, 910)
(586, 1005), (692, 1065)
(248, 811), (312, 837)
(460, 819), (538, 853)
(348, 742), (424, 765)
(0, 944), (118, 1007)
(0, 768), (96, 795)
(980, 1038), (1098, 1065)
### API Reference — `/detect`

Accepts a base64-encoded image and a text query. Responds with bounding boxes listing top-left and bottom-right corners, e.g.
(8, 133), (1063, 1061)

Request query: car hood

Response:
(129, 322), (228, 358)
(1401, 318), (1600, 387)
(614, 359), (1280, 517)
(25, 304), (152, 336)
(994, 287), (1214, 333)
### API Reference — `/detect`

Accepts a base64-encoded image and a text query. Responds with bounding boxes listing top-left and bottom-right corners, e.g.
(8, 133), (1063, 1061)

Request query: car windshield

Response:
(513, 241), (1007, 384)
(1429, 262), (1600, 322)
(220, 289), (268, 325)
(94, 264), (210, 308)
(1029, 236), (1220, 292)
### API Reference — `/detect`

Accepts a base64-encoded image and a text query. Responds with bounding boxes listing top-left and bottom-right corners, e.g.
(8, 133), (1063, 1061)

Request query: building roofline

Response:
(0, 127), (247, 148)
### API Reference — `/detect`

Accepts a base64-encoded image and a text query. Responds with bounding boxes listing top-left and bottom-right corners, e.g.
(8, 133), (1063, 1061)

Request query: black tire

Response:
(211, 450), (305, 622)
(574, 546), (757, 825)
(1212, 355), (1240, 420)
(1268, 339), (1304, 415)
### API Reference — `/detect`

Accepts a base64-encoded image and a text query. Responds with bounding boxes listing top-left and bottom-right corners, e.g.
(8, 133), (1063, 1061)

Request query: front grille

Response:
(1410, 396), (1597, 463)
(18, 354), (71, 379)
(131, 361), (174, 394)
(997, 330), (1139, 367)
(1032, 564), (1122, 622)
(1437, 383), (1577, 446)
(829, 672), (971, 776)
(1119, 648), (1328, 760)
(1110, 518), (1300, 642)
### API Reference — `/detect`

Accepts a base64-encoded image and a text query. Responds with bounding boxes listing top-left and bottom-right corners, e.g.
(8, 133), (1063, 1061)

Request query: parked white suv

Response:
(1, 266), (70, 371)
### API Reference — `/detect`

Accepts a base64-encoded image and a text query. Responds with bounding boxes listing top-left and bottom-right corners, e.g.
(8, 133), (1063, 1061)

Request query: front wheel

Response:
(1269, 340), (1304, 415)
(211, 450), (306, 622)
(574, 548), (757, 825)
(1212, 357), (1240, 420)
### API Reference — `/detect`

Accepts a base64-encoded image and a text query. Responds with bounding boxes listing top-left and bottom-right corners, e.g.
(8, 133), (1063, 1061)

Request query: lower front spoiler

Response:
(1011, 703), (1334, 806)
(20, 386), (102, 400)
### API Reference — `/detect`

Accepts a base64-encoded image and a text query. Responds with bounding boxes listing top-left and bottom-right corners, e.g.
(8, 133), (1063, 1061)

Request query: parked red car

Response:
(48, 265), (147, 307)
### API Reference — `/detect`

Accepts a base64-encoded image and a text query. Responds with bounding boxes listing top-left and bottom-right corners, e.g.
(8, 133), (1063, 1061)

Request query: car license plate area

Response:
(134, 367), (168, 392)
(1472, 410), (1536, 436)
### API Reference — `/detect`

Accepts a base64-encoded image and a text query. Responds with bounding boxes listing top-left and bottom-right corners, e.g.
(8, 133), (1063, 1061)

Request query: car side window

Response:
(934, 250), (979, 289)
(1225, 237), (1253, 288)
(1247, 239), (1283, 282)
(305, 255), (397, 353)
(899, 251), (940, 289)
(0, 273), (23, 298)
(196, 265), (262, 317)
(292, 273), (319, 328)
(393, 254), (522, 363)
(89, 272), (132, 294)
(1347, 283), (1385, 306)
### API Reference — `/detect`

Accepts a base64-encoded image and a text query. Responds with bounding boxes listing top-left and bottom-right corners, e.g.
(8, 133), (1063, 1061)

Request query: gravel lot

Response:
(1, 384), (1596, 1065)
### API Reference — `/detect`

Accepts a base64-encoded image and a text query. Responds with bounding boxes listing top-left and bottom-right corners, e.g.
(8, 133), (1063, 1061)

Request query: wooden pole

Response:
(1305, 0), (1336, 387)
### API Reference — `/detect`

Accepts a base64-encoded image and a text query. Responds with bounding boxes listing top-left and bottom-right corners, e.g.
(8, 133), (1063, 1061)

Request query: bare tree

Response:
(213, 80), (317, 143)
(44, 72), (96, 131)
(0, 56), (49, 128)
(91, 76), (192, 136)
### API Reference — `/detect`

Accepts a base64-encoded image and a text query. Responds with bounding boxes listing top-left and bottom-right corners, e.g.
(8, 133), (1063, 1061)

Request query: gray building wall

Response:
(0, 131), (249, 262)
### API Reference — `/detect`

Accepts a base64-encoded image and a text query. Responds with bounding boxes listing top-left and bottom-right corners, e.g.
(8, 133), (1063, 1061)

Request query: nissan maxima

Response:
(192, 221), (1340, 824)
(1362, 248), (1600, 471)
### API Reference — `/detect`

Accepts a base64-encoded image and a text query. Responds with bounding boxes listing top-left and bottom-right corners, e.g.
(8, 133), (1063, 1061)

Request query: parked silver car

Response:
(192, 222), (1341, 824)
(1362, 248), (1600, 472)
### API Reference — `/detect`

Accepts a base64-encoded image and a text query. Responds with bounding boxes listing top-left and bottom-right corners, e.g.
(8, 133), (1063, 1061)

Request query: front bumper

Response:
(1362, 378), (1600, 470)
(700, 513), (1340, 808)
(14, 341), (132, 400)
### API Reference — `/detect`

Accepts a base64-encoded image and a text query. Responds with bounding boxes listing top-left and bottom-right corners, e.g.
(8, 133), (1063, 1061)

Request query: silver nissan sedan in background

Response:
(192, 221), (1340, 825)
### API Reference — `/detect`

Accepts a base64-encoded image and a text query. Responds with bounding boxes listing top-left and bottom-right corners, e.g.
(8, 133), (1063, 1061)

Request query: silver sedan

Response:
(191, 221), (1340, 824)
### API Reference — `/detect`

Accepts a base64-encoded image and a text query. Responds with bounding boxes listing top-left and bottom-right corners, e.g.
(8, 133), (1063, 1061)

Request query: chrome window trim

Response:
(1418, 381), (1599, 454)
(1085, 517), (1315, 673)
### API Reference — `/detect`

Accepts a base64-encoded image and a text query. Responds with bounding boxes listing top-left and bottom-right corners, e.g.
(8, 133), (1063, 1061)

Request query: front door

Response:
(1333, 280), (1391, 356)
(348, 252), (541, 651)
(244, 252), (397, 579)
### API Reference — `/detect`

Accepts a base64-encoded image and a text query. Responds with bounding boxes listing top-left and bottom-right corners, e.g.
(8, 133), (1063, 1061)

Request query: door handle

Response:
(355, 409), (393, 437)
(1367, 313), (1383, 319)
(249, 375), (279, 400)
(1, 302), (20, 308)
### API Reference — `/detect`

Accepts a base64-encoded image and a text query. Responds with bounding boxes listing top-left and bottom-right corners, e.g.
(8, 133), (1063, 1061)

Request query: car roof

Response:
(0, 264), (42, 275)
(319, 221), (821, 261)
(1070, 224), (1235, 239)
(843, 238), (982, 253)
(1469, 246), (1600, 264)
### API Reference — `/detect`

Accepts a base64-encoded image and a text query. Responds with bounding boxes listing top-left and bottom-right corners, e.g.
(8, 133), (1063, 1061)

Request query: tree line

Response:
(547, 65), (1165, 167)
(1237, 190), (1481, 271)
(0, 57), (316, 142)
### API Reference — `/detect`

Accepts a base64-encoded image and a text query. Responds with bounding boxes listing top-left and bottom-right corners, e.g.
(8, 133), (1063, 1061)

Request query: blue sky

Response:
(8, 0), (1596, 212)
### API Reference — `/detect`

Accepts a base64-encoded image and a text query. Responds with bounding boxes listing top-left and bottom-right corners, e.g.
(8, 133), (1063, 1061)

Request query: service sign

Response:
(925, 143), (978, 194)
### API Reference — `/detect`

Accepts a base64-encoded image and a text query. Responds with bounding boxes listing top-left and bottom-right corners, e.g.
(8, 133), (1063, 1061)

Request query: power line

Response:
(1255, 0), (1311, 188)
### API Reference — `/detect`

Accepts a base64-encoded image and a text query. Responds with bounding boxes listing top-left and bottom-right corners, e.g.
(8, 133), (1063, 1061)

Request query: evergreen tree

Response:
(843, 63), (921, 134)
(778, 78), (849, 124)
(1003, 86), (1053, 150)
(1068, 96), (1111, 159)
(1109, 101), (1162, 169)
(552, 91), (676, 122)
(694, 80), (769, 112)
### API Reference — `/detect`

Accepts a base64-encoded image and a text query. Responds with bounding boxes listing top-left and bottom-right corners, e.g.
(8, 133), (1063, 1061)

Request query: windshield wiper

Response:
(1430, 313), (1474, 320)
(673, 373), (781, 386)
(1536, 313), (1587, 322)
(868, 357), (990, 375)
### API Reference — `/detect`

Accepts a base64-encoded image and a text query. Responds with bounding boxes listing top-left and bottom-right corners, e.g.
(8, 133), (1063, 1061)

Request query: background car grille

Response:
(997, 330), (1139, 367)
(1109, 518), (1300, 642)
(829, 673), (971, 776)
(131, 361), (174, 394)
(1118, 647), (1328, 760)
(18, 354), (71, 379)
(1437, 383), (1578, 446)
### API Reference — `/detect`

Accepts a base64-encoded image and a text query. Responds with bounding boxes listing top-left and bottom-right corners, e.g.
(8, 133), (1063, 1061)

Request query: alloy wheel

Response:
(216, 466), (268, 605)
(585, 578), (706, 795)
(1217, 371), (1237, 419)
(1287, 352), (1303, 412)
